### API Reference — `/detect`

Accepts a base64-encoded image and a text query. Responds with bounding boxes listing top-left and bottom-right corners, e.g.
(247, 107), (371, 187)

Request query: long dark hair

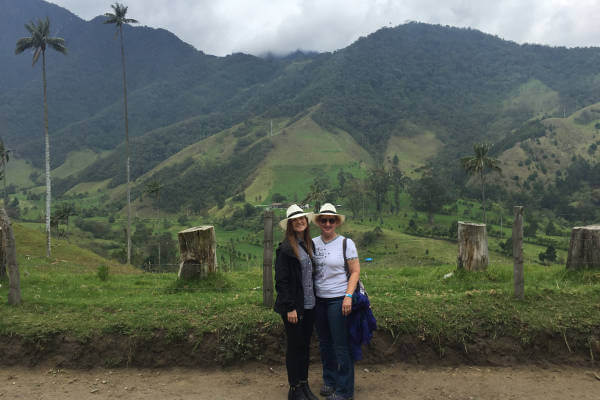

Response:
(284, 217), (313, 259)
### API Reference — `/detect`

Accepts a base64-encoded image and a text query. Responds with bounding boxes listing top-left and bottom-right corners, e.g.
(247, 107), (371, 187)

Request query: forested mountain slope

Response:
(4, 0), (600, 210)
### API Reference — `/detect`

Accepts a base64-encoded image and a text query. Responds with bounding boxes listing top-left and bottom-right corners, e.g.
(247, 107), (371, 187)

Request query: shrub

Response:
(97, 265), (109, 281)
(362, 227), (383, 246)
(271, 193), (286, 203)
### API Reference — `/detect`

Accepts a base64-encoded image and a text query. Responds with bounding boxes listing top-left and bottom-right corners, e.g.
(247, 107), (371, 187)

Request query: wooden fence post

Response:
(513, 206), (524, 299)
(263, 210), (274, 308)
(0, 207), (20, 305)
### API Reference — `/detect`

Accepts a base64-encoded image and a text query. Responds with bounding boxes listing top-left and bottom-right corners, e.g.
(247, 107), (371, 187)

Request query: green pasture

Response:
(384, 130), (443, 178)
(6, 159), (37, 189)
(1, 225), (598, 357)
(52, 149), (109, 179)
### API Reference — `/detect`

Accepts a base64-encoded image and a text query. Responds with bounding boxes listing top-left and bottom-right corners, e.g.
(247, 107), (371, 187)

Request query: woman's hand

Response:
(342, 296), (352, 316)
(287, 309), (298, 324)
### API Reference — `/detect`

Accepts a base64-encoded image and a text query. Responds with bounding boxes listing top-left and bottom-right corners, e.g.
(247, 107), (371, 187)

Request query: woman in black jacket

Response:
(274, 204), (318, 400)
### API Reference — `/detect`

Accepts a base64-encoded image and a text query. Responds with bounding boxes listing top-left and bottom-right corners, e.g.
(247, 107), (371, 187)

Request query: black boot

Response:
(288, 384), (308, 400)
(299, 381), (318, 400)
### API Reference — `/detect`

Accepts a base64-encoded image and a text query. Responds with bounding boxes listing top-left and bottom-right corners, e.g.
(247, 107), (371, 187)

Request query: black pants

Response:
(282, 308), (316, 386)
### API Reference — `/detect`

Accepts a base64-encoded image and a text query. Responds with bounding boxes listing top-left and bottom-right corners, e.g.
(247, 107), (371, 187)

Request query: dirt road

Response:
(1, 363), (599, 399)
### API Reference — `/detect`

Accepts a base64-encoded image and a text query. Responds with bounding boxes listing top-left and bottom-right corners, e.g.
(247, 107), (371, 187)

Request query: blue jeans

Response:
(315, 297), (354, 398)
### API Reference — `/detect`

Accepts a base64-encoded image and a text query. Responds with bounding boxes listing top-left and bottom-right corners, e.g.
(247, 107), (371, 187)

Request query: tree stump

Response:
(566, 225), (600, 269)
(457, 221), (489, 271)
(177, 226), (217, 280)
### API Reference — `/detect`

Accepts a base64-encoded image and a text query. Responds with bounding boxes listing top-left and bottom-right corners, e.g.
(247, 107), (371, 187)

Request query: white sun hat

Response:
(314, 203), (345, 225)
(279, 204), (313, 230)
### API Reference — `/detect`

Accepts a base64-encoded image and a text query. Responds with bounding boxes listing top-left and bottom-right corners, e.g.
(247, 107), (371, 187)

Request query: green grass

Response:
(6, 158), (37, 188)
(53, 149), (109, 179)
(2, 254), (599, 356)
(13, 223), (134, 271)
(503, 79), (560, 118)
(384, 130), (444, 178)
(497, 101), (600, 189)
(245, 114), (373, 202)
(2, 221), (598, 359)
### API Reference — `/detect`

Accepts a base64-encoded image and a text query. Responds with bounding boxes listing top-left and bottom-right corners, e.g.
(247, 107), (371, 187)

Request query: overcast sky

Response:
(48, 0), (600, 56)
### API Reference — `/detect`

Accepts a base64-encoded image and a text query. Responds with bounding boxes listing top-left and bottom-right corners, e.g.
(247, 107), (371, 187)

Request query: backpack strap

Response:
(343, 237), (350, 278)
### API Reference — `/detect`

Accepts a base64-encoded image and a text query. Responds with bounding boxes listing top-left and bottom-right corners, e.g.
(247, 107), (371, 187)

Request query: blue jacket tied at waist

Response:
(347, 289), (377, 361)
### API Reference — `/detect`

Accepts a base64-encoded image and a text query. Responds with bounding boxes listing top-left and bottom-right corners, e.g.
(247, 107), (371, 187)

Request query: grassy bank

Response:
(1, 224), (599, 366)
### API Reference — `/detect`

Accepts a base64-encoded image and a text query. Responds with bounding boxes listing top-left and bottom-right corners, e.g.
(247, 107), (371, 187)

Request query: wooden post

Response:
(177, 226), (217, 280)
(457, 221), (488, 271)
(513, 206), (524, 299)
(0, 226), (5, 279)
(566, 225), (600, 269)
(263, 210), (274, 308)
(0, 207), (20, 305)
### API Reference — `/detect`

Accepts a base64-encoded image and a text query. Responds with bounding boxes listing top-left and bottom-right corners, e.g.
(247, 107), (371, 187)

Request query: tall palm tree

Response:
(15, 18), (66, 258)
(144, 179), (162, 267)
(104, 3), (138, 265)
(461, 143), (501, 224)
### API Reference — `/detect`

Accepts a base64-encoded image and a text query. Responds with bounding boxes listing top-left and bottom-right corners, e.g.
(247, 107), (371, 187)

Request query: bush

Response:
(448, 221), (458, 239)
(362, 227), (383, 246)
(539, 244), (557, 264)
(500, 237), (512, 256)
(407, 219), (418, 233)
(271, 193), (286, 203)
(97, 265), (109, 281)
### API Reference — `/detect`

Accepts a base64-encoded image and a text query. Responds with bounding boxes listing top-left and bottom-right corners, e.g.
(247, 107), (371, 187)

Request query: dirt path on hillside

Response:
(2, 363), (599, 399)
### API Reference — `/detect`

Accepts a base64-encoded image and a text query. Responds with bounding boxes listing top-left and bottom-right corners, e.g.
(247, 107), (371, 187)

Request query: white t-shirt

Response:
(313, 235), (358, 298)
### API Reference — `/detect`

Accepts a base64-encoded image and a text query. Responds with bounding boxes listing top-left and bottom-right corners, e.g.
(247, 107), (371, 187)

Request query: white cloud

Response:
(48, 0), (600, 56)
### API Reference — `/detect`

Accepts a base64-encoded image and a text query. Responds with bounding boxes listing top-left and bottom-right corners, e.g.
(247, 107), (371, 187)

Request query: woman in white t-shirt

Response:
(312, 203), (360, 400)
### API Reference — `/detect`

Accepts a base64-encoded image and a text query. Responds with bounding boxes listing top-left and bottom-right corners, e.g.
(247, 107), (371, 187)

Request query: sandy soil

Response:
(1, 363), (599, 400)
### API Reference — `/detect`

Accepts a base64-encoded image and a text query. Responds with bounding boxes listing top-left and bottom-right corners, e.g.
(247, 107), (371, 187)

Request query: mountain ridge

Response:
(5, 0), (600, 213)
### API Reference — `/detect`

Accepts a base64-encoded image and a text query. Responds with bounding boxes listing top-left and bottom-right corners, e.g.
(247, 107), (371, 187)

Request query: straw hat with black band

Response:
(314, 203), (345, 225)
(279, 204), (313, 230)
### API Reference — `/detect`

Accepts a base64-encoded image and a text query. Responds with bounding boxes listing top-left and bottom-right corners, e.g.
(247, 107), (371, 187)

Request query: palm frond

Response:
(104, 13), (118, 24)
(14, 37), (34, 54)
(24, 21), (36, 35)
(47, 38), (67, 54)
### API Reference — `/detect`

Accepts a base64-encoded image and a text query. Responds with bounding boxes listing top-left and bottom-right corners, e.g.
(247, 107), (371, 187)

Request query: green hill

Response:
(495, 103), (600, 189)
(14, 223), (135, 272)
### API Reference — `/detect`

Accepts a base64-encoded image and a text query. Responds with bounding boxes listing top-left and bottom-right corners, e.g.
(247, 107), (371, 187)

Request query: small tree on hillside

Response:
(304, 175), (330, 212)
(461, 143), (501, 225)
(538, 244), (557, 265)
(390, 156), (407, 215)
(345, 178), (365, 218)
(409, 172), (450, 224)
(368, 167), (390, 216)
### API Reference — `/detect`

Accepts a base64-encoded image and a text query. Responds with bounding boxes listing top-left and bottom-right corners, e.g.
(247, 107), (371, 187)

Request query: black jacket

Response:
(273, 239), (315, 316)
